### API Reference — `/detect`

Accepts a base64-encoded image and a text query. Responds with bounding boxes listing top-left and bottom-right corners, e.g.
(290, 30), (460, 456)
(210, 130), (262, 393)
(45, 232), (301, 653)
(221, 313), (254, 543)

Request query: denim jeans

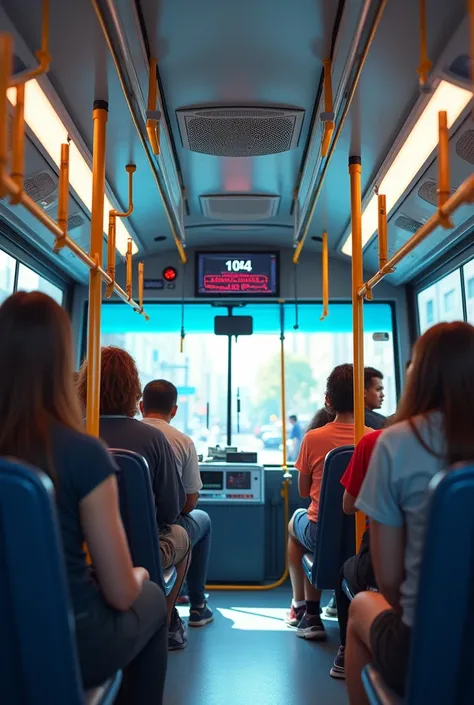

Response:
(176, 509), (211, 607)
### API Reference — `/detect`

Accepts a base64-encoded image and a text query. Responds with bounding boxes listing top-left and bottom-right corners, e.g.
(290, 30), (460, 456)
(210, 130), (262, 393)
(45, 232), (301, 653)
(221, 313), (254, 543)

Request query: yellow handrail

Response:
(54, 142), (69, 252)
(9, 0), (51, 87)
(349, 156), (367, 549)
(106, 164), (136, 298)
(417, 0), (432, 89)
(320, 231), (329, 320)
(146, 57), (160, 155)
(437, 110), (452, 228)
(126, 238), (133, 300)
(0, 34), (13, 199)
(358, 173), (474, 299)
(292, 0), (388, 264)
(321, 60), (335, 158)
(10, 83), (25, 203)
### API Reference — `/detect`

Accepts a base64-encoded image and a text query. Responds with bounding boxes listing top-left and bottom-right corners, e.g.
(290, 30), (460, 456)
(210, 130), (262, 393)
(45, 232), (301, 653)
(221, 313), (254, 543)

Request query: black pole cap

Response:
(348, 155), (362, 166)
(93, 99), (109, 111)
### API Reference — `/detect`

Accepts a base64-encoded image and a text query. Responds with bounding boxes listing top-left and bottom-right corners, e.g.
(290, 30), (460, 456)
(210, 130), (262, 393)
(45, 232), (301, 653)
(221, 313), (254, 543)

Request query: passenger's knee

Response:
(193, 508), (211, 533)
(141, 580), (168, 626)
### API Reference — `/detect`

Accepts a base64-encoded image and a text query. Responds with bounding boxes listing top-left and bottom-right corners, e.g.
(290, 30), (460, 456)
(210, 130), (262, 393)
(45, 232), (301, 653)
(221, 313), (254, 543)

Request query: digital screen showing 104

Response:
(196, 252), (279, 296)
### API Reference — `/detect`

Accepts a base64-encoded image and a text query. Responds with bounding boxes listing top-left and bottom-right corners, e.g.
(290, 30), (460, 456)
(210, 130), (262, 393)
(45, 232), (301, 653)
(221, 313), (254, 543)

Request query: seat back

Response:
(312, 445), (355, 589)
(110, 449), (165, 588)
(406, 463), (474, 705)
(0, 458), (83, 705)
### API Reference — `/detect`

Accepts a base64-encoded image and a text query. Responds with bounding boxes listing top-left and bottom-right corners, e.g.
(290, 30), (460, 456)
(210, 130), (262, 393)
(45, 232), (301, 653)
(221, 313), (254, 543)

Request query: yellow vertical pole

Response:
(54, 142), (69, 251)
(126, 238), (133, 299)
(279, 302), (288, 471)
(470, 0), (474, 119)
(349, 155), (366, 547)
(378, 194), (387, 269)
(437, 111), (450, 209)
(417, 0), (432, 89)
(138, 262), (144, 310)
(11, 83), (25, 202)
(320, 231), (329, 320)
(86, 100), (108, 437)
(0, 34), (13, 199)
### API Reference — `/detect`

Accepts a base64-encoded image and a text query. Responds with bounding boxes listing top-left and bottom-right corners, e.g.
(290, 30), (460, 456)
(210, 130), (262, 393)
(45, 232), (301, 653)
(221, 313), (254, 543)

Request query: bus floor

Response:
(166, 587), (348, 705)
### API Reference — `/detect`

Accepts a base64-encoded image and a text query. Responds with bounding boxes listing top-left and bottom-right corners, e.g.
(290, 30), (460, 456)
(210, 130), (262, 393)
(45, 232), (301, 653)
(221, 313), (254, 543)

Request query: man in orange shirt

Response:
(286, 364), (371, 640)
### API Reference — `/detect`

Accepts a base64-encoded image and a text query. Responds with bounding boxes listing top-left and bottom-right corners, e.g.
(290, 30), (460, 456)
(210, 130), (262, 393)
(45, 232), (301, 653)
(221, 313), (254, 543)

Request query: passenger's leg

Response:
(345, 592), (391, 705)
(178, 510), (212, 608)
(79, 581), (168, 705)
(160, 525), (191, 622)
(288, 533), (306, 602)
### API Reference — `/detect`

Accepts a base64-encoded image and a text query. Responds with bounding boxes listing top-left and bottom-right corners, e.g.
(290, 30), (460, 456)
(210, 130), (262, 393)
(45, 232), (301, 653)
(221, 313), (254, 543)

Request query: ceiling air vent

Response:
(395, 214), (423, 233)
(456, 130), (474, 164)
(200, 195), (280, 221)
(176, 107), (304, 156)
(67, 213), (85, 231)
(24, 170), (57, 204)
(418, 179), (456, 206)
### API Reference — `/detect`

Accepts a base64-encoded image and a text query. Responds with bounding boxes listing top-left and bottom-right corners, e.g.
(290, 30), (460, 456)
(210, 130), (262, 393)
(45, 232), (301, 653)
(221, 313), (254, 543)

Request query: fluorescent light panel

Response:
(342, 80), (472, 256)
(7, 80), (138, 256)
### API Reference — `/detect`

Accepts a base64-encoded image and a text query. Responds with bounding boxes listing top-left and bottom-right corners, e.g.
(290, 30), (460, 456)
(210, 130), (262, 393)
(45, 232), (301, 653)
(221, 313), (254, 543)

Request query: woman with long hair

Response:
(0, 292), (168, 705)
(345, 321), (474, 703)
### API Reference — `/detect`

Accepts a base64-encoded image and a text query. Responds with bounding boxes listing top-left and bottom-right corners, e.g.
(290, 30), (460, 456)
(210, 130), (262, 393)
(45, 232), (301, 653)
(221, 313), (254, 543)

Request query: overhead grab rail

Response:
(146, 57), (161, 156)
(321, 60), (335, 158)
(320, 231), (329, 320)
(8, 0), (51, 87)
(359, 112), (474, 300)
(292, 0), (388, 264)
(0, 32), (149, 320)
(90, 0), (187, 265)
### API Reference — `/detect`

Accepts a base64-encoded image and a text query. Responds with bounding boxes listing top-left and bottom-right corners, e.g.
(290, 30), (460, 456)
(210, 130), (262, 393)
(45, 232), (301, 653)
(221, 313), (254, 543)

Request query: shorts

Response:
(370, 609), (411, 696)
(159, 524), (190, 569)
(291, 508), (318, 553)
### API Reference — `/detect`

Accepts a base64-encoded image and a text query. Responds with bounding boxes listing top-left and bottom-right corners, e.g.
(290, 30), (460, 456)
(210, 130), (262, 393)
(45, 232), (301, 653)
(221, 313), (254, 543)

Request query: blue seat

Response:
(0, 457), (121, 705)
(362, 463), (474, 705)
(302, 445), (355, 589)
(111, 449), (177, 595)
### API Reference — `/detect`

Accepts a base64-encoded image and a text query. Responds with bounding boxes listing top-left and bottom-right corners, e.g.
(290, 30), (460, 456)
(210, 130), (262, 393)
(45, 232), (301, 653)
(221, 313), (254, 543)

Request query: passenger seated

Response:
(140, 380), (213, 627)
(364, 367), (386, 430)
(77, 347), (191, 651)
(330, 429), (382, 680)
(286, 364), (371, 639)
(346, 322), (474, 703)
(0, 292), (168, 705)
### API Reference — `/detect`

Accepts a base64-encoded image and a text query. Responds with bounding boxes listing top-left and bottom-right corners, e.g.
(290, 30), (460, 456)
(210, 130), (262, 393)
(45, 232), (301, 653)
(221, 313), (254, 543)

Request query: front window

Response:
(102, 302), (397, 464)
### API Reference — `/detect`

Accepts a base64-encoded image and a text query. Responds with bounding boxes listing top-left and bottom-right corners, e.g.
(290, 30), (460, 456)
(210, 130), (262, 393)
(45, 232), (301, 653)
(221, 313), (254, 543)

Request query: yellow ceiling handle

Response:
(417, 0), (432, 91)
(321, 60), (335, 157)
(320, 231), (329, 320)
(106, 164), (136, 297)
(146, 57), (161, 155)
(9, 0), (51, 87)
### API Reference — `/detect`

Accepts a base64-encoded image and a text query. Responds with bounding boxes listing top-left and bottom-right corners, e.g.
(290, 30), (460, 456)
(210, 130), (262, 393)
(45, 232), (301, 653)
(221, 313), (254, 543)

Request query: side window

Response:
(417, 270), (463, 333)
(17, 263), (64, 305)
(463, 258), (474, 325)
(443, 290), (454, 313)
(0, 249), (16, 305)
(426, 299), (434, 324)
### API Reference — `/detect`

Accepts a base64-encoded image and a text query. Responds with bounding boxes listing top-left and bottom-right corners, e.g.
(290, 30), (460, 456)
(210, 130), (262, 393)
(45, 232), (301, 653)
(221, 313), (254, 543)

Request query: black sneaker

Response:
(189, 603), (214, 628)
(296, 612), (327, 640)
(168, 608), (187, 651)
(330, 645), (345, 678)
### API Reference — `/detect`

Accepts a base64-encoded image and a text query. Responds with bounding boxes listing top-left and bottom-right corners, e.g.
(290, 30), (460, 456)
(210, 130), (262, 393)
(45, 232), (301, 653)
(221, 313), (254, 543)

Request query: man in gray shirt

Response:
(141, 380), (213, 629)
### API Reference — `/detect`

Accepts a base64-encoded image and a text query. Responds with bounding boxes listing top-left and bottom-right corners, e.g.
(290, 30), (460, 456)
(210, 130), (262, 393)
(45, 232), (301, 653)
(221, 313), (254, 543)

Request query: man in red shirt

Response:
(329, 429), (382, 680)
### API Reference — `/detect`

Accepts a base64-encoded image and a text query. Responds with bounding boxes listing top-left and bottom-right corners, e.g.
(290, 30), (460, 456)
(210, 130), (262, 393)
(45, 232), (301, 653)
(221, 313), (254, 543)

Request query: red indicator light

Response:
(163, 266), (177, 282)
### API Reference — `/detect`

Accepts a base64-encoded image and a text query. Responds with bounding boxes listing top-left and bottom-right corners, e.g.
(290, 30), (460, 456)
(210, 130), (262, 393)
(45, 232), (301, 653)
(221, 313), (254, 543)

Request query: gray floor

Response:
(165, 587), (348, 705)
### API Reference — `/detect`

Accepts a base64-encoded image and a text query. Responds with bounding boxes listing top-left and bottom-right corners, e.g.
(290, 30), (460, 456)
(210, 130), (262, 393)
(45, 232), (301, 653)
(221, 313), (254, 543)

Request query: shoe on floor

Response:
(285, 604), (306, 627)
(168, 608), (188, 650)
(296, 612), (327, 640)
(330, 645), (345, 679)
(189, 603), (214, 627)
(322, 593), (337, 618)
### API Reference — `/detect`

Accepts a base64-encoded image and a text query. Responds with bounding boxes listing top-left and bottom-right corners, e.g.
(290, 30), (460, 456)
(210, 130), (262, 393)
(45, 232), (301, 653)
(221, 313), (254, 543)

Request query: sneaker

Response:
(189, 603), (214, 627)
(176, 594), (190, 605)
(330, 645), (345, 679)
(285, 604), (306, 627)
(168, 608), (187, 651)
(296, 612), (327, 640)
(322, 593), (337, 618)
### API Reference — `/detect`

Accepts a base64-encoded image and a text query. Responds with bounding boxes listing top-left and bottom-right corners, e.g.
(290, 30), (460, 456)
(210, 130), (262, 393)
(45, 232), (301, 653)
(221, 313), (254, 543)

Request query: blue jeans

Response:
(176, 509), (211, 607)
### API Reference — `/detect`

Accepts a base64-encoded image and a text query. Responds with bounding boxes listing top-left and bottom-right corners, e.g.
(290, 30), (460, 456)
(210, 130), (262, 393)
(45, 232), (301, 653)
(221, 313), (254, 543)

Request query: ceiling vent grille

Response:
(177, 107), (304, 156)
(67, 213), (85, 231)
(395, 214), (423, 233)
(418, 179), (456, 206)
(24, 170), (57, 204)
(456, 130), (474, 164)
(201, 195), (280, 221)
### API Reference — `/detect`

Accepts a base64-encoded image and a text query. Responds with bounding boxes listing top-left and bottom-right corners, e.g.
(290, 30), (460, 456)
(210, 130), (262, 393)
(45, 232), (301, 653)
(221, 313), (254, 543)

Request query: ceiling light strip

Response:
(341, 80), (472, 255)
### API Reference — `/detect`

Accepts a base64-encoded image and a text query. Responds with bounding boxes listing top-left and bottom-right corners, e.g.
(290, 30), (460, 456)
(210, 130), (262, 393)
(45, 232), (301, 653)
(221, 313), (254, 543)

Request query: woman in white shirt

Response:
(345, 321), (474, 703)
